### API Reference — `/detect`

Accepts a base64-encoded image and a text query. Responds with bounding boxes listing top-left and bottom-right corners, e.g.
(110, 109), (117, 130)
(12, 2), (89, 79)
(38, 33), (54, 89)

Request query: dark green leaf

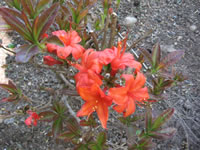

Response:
(88, 143), (102, 150)
(15, 44), (39, 63)
(145, 106), (152, 133)
(97, 132), (106, 146)
(79, 115), (97, 127)
(52, 118), (63, 137)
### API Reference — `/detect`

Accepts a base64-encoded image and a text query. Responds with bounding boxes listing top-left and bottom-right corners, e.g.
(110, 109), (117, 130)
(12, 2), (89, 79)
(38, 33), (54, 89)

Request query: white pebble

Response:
(190, 25), (197, 31)
(124, 16), (137, 27)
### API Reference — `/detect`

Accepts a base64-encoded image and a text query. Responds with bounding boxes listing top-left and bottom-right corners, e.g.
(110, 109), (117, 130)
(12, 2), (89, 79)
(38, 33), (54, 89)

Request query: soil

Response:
(0, 0), (200, 150)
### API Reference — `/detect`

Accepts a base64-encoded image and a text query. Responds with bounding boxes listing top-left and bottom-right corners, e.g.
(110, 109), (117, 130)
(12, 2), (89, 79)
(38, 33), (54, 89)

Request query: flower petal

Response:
(113, 104), (127, 113)
(71, 44), (85, 60)
(57, 46), (72, 59)
(96, 102), (109, 129)
(109, 87), (128, 105)
(77, 102), (95, 117)
(123, 98), (136, 117)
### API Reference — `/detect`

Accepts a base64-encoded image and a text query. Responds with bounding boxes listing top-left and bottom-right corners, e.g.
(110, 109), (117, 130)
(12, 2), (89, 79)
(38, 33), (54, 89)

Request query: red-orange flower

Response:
(111, 41), (142, 71)
(98, 42), (142, 74)
(77, 84), (112, 129)
(43, 56), (63, 66)
(46, 30), (85, 60)
(74, 49), (103, 88)
(25, 111), (40, 127)
(109, 72), (149, 117)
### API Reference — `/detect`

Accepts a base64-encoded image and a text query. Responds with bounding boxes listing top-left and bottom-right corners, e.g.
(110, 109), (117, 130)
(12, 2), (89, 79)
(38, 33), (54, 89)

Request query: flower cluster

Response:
(44, 30), (149, 129)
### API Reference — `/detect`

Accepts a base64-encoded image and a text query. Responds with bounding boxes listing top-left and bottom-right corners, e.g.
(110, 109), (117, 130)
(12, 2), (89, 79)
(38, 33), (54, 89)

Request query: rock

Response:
(124, 16), (137, 27)
(190, 25), (197, 31)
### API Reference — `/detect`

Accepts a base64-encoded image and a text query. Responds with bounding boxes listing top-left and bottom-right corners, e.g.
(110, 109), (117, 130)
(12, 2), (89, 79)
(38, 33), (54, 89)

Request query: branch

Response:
(62, 95), (80, 123)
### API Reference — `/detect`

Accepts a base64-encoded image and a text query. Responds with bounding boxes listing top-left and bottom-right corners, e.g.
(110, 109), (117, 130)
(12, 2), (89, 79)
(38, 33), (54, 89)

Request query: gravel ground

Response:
(0, 0), (200, 150)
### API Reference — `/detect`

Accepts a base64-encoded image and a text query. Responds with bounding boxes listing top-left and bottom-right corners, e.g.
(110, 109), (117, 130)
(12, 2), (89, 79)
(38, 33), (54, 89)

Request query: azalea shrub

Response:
(0, 0), (185, 149)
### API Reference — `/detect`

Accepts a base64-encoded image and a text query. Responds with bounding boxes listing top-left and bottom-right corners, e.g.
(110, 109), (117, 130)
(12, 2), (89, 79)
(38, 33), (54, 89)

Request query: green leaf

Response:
(7, 43), (16, 48)
(97, 132), (106, 146)
(35, 0), (52, 15)
(129, 138), (155, 150)
(145, 106), (152, 133)
(52, 118), (63, 137)
(79, 115), (97, 127)
(89, 143), (102, 150)
(39, 111), (56, 122)
(36, 3), (59, 40)
(76, 8), (88, 24)
(152, 43), (161, 68)
(151, 108), (174, 131)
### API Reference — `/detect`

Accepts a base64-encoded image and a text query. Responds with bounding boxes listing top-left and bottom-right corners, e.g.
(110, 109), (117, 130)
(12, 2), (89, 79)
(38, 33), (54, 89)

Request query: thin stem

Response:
(59, 73), (75, 89)
(90, 32), (99, 51)
(101, 13), (110, 50)
(0, 44), (16, 54)
(108, 12), (117, 48)
(62, 95), (80, 123)
(126, 29), (153, 51)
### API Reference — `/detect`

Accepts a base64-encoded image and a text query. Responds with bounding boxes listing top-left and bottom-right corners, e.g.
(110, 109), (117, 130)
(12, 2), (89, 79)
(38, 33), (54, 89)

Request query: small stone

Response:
(190, 25), (197, 31)
(177, 36), (183, 41)
(4, 118), (15, 124)
(124, 16), (137, 27)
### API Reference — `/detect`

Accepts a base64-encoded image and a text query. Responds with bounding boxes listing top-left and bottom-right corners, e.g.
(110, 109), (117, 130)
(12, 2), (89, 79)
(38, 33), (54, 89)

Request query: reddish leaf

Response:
(0, 16), (11, 31)
(139, 48), (152, 63)
(35, 0), (52, 15)
(151, 108), (174, 131)
(36, 3), (59, 40)
(152, 43), (161, 67)
(15, 44), (39, 63)
(149, 127), (177, 140)
(39, 111), (56, 122)
(160, 50), (185, 69)
(77, 8), (88, 24)
(0, 8), (32, 42)
(57, 131), (76, 141)
(21, 0), (34, 18)
(42, 35), (64, 47)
